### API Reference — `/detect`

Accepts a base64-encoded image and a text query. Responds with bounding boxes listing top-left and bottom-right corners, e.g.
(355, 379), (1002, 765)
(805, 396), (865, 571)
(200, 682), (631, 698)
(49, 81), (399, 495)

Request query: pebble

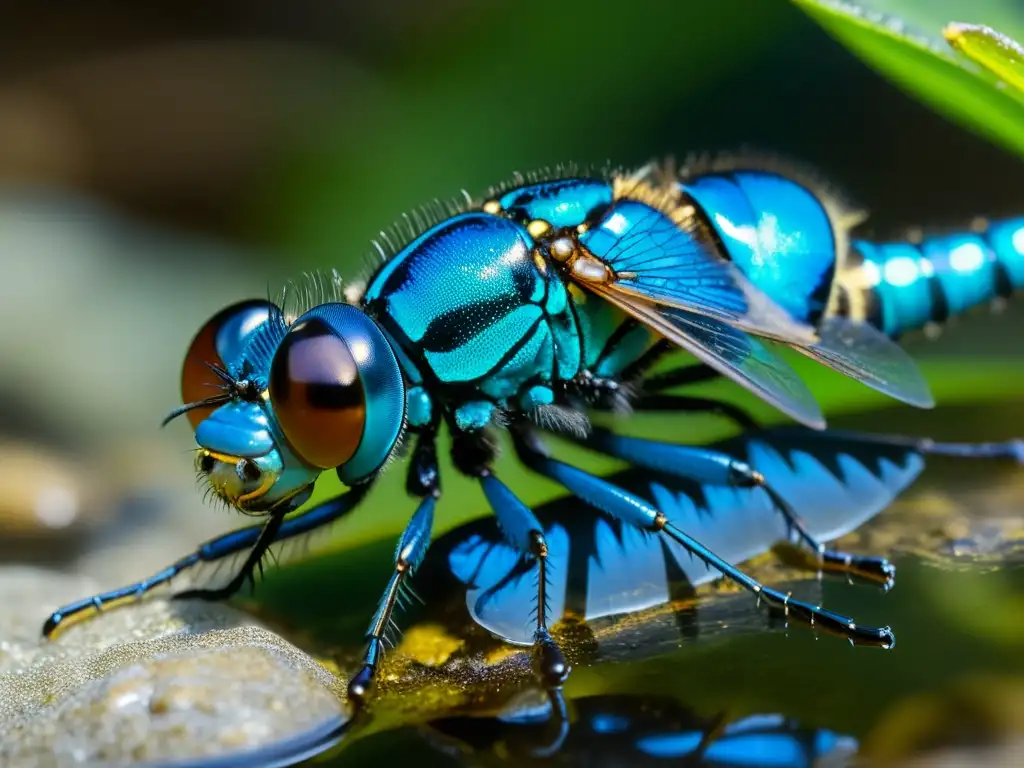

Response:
(0, 566), (347, 768)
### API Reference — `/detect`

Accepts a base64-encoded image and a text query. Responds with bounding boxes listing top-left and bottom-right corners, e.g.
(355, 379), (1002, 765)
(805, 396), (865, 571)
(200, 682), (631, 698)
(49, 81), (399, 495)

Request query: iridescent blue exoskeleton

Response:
(43, 157), (1024, 705)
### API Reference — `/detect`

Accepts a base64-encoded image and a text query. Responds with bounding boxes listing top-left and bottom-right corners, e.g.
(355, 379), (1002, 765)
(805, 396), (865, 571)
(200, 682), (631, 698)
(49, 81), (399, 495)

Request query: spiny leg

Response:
(427, 680), (571, 759)
(522, 684), (570, 759)
(574, 357), (757, 429)
(513, 429), (894, 648)
(347, 493), (436, 704)
(631, 393), (761, 431)
(574, 427), (894, 586)
(634, 363), (759, 429)
(479, 470), (569, 687)
(348, 432), (440, 705)
(173, 513), (285, 602)
(816, 430), (1024, 465)
(640, 363), (720, 391)
(176, 483), (372, 602)
(42, 485), (369, 638)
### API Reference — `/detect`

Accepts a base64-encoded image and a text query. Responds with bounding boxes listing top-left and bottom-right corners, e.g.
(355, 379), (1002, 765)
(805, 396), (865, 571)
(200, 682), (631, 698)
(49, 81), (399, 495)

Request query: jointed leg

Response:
(172, 513), (285, 603)
(347, 493), (436, 703)
(630, 394), (761, 431)
(804, 429), (1024, 464)
(576, 428), (894, 585)
(513, 429), (895, 648)
(479, 470), (569, 686)
(630, 363), (761, 428)
(640, 363), (720, 391)
(427, 679), (571, 759)
(451, 420), (567, 685)
(43, 485), (370, 638)
(347, 430), (443, 704)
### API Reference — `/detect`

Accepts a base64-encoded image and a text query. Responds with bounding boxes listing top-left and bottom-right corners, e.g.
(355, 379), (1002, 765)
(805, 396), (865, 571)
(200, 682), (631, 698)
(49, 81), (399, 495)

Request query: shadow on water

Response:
(235, 402), (1023, 766)
(361, 690), (860, 767)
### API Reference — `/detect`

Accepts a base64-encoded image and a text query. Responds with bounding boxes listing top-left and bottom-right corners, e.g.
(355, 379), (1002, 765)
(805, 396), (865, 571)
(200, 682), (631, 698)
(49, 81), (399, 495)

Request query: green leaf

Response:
(792, 0), (1024, 158)
(944, 21), (1024, 93)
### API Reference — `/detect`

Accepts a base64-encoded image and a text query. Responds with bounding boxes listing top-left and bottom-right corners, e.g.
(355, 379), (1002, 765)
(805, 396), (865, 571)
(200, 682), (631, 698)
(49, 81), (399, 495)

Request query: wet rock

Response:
(1, 638), (345, 768)
(0, 435), (194, 572)
(0, 442), (101, 564)
(0, 566), (347, 767)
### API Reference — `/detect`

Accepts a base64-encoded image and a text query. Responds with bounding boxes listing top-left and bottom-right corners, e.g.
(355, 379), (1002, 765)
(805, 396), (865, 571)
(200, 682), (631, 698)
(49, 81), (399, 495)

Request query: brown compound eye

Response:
(268, 317), (366, 469)
(180, 299), (275, 430)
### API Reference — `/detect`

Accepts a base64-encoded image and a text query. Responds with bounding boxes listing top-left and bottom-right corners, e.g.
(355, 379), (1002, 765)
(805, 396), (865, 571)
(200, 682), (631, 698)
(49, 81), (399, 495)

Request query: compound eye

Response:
(269, 317), (366, 469)
(180, 299), (275, 430)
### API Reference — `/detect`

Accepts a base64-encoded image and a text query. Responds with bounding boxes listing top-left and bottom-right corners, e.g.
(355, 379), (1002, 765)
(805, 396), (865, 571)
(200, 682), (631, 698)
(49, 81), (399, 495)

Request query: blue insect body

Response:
(684, 171), (838, 324)
(852, 224), (1024, 337)
(42, 158), (1024, 705)
(683, 167), (1024, 335)
(363, 211), (582, 429)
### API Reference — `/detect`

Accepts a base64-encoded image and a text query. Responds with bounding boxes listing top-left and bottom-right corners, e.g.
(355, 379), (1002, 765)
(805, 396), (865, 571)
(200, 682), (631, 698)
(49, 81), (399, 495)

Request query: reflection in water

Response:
(4, 406), (1018, 767)
(420, 427), (926, 651)
(422, 686), (857, 766)
(237, 410), (1021, 766)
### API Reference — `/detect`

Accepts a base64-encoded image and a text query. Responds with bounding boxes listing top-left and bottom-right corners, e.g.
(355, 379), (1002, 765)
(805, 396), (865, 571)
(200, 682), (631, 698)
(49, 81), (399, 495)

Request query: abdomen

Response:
(845, 220), (1024, 337)
(678, 165), (1024, 339)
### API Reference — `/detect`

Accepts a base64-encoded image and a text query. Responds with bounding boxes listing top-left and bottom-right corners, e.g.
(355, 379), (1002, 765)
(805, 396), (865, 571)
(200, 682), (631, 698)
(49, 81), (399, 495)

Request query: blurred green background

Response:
(1, 0), (1023, 584)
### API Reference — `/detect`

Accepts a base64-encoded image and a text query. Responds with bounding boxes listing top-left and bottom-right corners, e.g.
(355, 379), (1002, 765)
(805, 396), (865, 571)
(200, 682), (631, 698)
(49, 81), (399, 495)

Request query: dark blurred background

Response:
(1, 0), (1022, 571)
(4, 0), (1024, 254)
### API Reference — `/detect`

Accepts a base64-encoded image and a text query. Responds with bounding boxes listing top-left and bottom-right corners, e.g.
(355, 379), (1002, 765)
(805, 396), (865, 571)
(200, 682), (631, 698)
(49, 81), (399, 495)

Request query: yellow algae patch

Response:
(312, 656), (344, 678)
(482, 645), (522, 667)
(394, 624), (465, 667)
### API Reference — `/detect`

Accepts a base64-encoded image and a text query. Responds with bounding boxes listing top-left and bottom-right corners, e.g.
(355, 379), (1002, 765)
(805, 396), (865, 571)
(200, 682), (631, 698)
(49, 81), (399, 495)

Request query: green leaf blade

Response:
(944, 21), (1024, 94)
(793, 0), (1024, 159)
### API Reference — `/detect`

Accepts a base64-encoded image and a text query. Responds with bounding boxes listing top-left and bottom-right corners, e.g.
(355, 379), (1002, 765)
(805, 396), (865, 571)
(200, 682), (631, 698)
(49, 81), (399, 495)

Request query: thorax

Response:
(363, 211), (581, 429)
(362, 177), (667, 429)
